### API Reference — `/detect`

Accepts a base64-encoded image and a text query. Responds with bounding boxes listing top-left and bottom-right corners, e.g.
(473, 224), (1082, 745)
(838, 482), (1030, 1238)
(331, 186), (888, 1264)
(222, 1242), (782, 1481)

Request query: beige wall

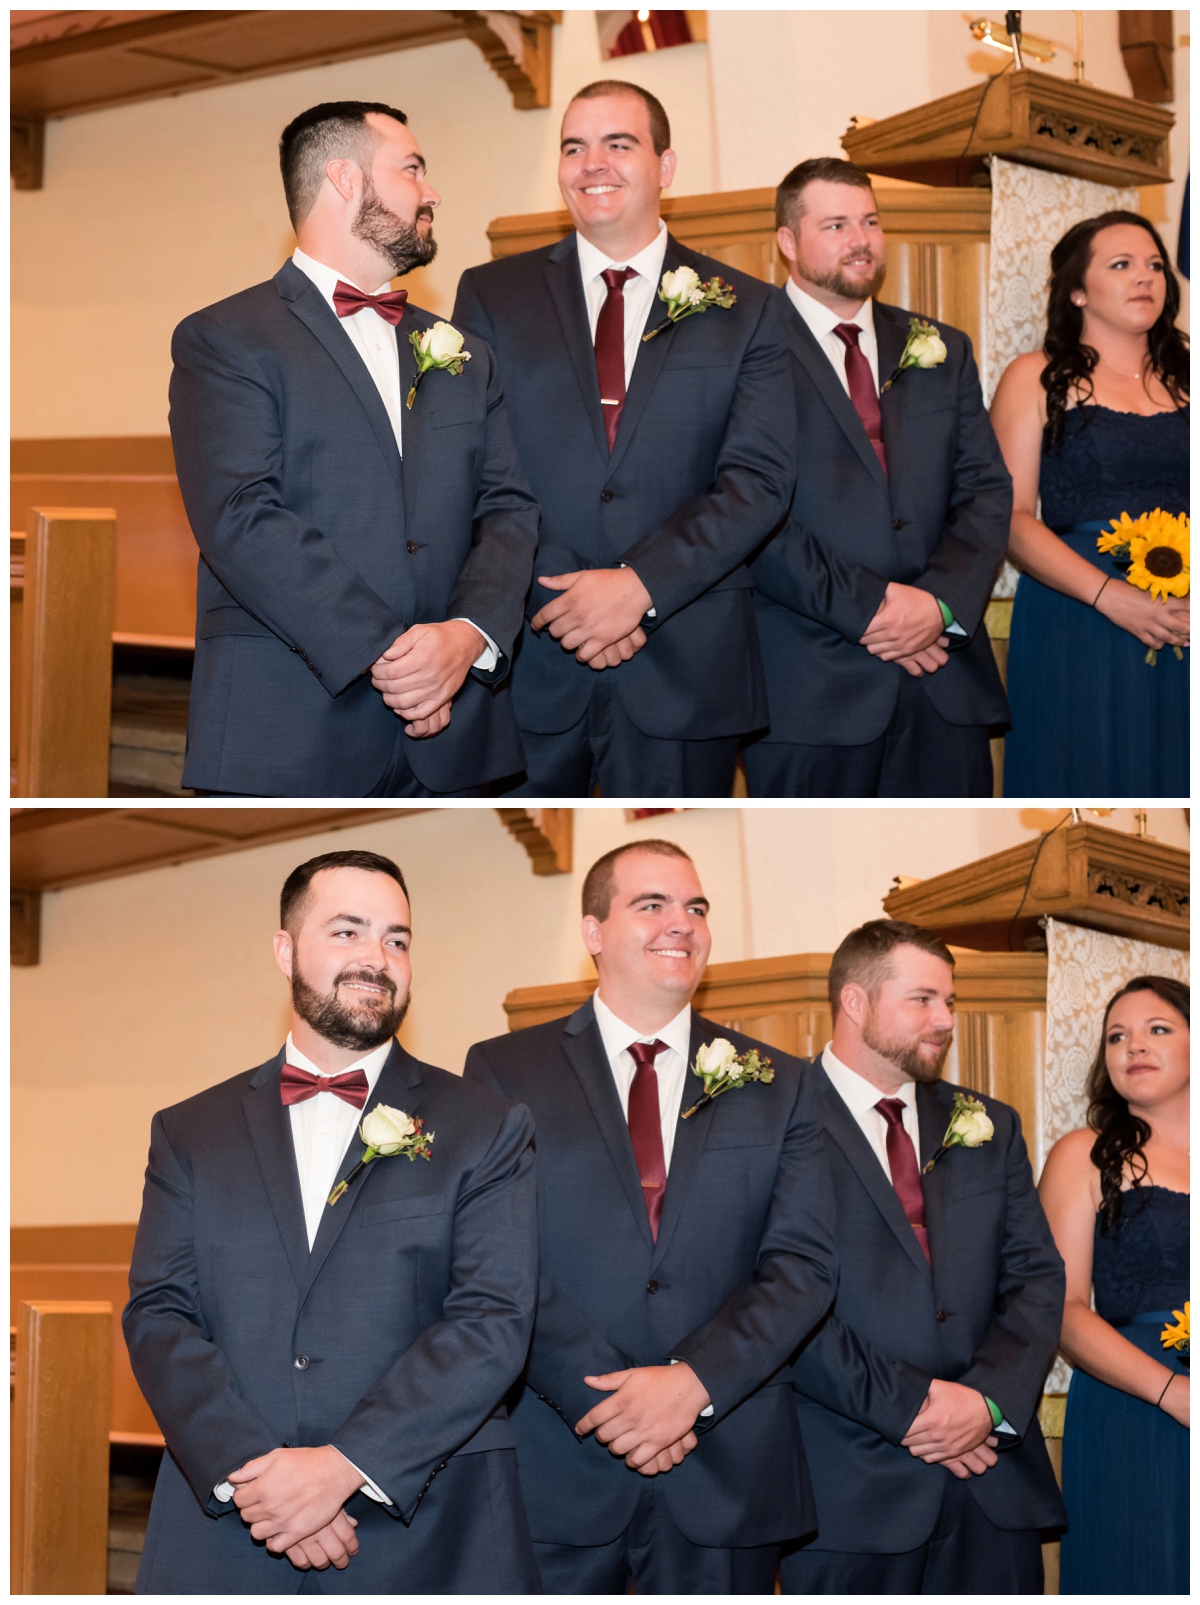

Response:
(11, 10), (1188, 438)
(10, 804), (1188, 1225)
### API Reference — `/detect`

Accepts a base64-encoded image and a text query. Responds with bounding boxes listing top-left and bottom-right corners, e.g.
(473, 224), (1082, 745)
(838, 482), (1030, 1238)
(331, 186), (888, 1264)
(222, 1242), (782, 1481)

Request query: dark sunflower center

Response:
(1144, 545), (1184, 578)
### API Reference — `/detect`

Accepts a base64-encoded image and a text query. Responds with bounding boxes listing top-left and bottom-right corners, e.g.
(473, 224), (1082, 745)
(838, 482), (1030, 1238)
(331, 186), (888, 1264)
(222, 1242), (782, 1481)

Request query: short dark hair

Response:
(279, 101), (408, 228)
(776, 156), (875, 231)
(582, 839), (693, 921)
(568, 79), (671, 156)
(828, 919), (954, 1020)
(280, 849), (410, 934)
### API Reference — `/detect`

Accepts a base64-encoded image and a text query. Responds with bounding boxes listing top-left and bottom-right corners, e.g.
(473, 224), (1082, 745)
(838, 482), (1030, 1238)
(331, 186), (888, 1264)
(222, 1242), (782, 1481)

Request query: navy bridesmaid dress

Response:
(1003, 405), (1189, 796)
(1059, 1186), (1189, 1595)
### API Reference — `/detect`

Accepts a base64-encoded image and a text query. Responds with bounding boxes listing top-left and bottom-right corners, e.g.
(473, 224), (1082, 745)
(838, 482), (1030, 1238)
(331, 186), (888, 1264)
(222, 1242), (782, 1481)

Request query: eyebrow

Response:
(324, 913), (411, 936)
(561, 130), (643, 149)
(629, 890), (710, 911)
(819, 211), (880, 223)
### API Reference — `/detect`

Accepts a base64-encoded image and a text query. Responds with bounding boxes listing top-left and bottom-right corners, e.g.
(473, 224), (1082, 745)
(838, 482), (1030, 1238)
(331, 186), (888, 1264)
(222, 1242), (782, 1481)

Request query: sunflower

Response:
(1161, 1301), (1190, 1357)
(1127, 510), (1190, 601)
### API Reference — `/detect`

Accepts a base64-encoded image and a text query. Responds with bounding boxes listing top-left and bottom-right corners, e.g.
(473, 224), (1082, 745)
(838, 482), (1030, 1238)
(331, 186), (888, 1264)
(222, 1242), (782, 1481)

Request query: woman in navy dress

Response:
(1040, 976), (1189, 1595)
(991, 212), (1189, 795)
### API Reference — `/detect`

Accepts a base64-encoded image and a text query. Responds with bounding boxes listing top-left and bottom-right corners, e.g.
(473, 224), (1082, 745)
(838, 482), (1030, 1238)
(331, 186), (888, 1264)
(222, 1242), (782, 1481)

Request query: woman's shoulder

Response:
(994, 350), (1047, 396)
(1042, 1126), (1099, 1184)
(990, 350), (1049, 428)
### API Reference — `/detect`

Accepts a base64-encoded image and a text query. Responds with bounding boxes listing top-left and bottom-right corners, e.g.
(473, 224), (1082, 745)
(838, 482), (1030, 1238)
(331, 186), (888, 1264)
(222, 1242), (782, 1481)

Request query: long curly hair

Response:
(1041, 211), (1190, 449)
(1086, 975), (1190, 1235)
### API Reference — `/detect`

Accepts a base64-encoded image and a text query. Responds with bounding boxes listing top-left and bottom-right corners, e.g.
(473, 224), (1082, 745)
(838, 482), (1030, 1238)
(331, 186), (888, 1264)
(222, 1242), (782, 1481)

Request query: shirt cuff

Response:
(452, 618), (499, 672)
(936, 598), (968, 638)
(214, 1449), (393, 1508)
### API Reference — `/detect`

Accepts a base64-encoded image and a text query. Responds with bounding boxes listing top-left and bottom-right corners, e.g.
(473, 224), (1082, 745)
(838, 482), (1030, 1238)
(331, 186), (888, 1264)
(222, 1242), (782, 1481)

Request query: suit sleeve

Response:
(791, 1311), (932, 1445)
(168, 311), (403, 696)
(749, 515), (891, 640)
(446, 338), (541, 683)
(911, 335), (1012, 640)
(955, 1112), (1065, 1440)
(123, 1113), (282, 1516)
(451, 268), (495, 350)
(616, 292), (797, 622)
(328, 1101), (538, 1521)
(669, 1067), (838, 1426)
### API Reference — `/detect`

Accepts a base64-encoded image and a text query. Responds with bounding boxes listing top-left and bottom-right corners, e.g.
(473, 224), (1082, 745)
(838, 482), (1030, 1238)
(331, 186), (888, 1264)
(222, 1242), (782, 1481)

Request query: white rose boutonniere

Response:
(328, 1102), (434, 1204)
(643, 267), (737, 341)
(922, 1090), (994, 1174)
(681, 1039), (774, 1120)
(880, 316), (948, 394)
(407, 321), (471, 409)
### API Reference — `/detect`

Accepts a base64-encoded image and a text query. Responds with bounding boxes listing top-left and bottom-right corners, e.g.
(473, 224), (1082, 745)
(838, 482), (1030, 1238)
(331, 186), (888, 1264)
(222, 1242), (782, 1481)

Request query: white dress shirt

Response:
(576, 219), (669, 389)
(213, 1032), (394, 1508)
(291, 248), (497, 672)
(592, 992), (692, 1173)
(785, 277), (880, 399)
(821, 1043), (919, 1184)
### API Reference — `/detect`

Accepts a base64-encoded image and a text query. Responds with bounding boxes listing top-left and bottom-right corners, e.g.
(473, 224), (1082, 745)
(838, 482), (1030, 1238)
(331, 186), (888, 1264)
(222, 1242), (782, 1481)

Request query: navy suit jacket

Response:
(123, 1041), (538, 1593)
(790, 1063), (1066, 1552)
(752, 296), (1012, 745)
(463, 1000), (837, 1548)
(169, 259), (540, 795)
(455, 233), (824, 741)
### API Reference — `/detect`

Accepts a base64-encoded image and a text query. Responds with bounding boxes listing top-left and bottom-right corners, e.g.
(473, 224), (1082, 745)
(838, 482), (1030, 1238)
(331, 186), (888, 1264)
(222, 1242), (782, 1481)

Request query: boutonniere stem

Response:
(922, 1090), (994, 1174)
(680, 1039), (773, 1120)
(643, 266), (736, 342)
(328, 1104), (433, 1205)
(880, 315), (948, 393)
(407, 321), (470, 409)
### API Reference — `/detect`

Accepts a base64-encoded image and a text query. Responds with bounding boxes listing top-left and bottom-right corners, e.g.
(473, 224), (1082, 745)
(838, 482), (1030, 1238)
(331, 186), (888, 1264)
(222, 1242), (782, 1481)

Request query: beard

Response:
(861, 1007), (951, 1084)
(798, 249), (886, 303)
(291, 961), (409, 1052)
(352, 175), (437, 277)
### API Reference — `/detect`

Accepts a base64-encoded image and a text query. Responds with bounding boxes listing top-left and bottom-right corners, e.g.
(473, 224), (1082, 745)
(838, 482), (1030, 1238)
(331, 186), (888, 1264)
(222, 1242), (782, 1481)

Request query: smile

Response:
(581, 185), (621, 194)
(650, 948), (690, 958)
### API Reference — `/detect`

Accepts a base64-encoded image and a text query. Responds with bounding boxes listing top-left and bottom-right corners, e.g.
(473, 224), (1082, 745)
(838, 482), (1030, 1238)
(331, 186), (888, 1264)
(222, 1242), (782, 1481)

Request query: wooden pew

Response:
(11, 1300), (112, 1594)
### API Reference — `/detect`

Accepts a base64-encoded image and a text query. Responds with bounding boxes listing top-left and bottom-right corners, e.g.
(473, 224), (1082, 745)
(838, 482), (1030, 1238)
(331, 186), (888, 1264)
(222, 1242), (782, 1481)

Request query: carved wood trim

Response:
(496, 807), (573, 874)
(10, 887), (41, 967)
(1118, 11), (1175, 103)
(451, 11), (560, 110)
(11, 117), (44, 191)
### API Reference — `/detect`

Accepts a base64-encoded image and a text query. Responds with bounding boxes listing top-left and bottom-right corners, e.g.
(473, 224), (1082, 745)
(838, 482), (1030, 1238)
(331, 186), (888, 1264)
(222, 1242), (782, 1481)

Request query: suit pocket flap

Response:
(942, 1177), (1004, 1204)
(359, 1193), (446, 1225)
(199, 607), (275, 641)
(704, 1129), (774, 1151)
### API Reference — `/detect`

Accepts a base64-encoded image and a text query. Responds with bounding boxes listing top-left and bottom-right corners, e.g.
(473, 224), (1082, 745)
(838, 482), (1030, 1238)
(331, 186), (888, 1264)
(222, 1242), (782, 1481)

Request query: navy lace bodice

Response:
(1092, 1185), (1190, 1325)
(1040, 405), (1190, 534)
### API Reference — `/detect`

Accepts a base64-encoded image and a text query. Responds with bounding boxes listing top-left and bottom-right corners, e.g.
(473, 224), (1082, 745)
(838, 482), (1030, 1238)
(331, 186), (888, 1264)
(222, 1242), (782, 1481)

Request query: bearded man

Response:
(744, 158), (1012, 798)
(170, 101), (538, 796)
(778, 919), (1065, 1594)
(124, 850), (540, 1593)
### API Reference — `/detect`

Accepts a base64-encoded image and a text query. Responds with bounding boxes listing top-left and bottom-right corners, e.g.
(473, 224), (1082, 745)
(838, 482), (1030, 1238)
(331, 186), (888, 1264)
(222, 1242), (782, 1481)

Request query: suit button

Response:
(892, 518), (903, 530)
(935, 1310), (948, 1322)
(294, 1354), (310, 1369)
(600, 489), (614, 503)
(647, 1280), (659, 1294)
(406, 540), (418, 554)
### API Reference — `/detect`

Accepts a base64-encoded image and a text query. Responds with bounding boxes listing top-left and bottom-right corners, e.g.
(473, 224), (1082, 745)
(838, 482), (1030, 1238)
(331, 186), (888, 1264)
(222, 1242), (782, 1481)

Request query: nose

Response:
(421, 181), (441, 210)
(931, 1000), (954, 1033)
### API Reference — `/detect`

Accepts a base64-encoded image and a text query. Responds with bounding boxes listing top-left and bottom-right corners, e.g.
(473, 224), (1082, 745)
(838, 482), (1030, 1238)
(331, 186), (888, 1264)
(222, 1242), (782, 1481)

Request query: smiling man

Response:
(779, 919), (1065, 1593)
(124, 849), (540, 1593)
(464, 839), (836, 1592)
(170, 101), (538, 796)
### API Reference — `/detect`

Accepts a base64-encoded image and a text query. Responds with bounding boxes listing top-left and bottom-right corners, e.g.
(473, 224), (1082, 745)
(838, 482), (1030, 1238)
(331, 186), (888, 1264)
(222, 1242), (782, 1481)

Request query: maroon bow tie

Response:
(332, 281), (409, 327)
(280, 1062), (370, 1110)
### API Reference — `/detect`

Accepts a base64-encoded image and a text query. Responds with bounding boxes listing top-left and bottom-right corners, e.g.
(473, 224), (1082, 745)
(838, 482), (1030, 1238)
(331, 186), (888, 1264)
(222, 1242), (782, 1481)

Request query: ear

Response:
(324, 156), (360, 205)
(776, 225), (799, 266)
(273, 929), (295, 981)
(658, 147), (678, 192)
(581, 914), (603, 961)
(838, 981), (870, 1030)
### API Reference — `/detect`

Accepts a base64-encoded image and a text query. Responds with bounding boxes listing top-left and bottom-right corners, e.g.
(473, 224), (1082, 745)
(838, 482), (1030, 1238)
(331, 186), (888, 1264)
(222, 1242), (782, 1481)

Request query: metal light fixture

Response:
(967, 12), (1087, 80)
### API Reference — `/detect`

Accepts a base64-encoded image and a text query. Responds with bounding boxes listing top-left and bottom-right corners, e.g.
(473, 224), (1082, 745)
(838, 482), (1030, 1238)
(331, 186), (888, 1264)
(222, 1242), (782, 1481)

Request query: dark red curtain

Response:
(611, 10), (694, 57)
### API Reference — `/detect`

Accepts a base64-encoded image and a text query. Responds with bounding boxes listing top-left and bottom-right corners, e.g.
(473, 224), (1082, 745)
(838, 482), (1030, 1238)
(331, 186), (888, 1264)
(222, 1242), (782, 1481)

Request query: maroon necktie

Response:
(833, 322), (888, 476)
(875, 1098), (930, 1263)
(627, 1039), (668, 1240)
(332, 281), (409, 327)
(280, 1062), (370, 1110)
(594, 267), (638, 451)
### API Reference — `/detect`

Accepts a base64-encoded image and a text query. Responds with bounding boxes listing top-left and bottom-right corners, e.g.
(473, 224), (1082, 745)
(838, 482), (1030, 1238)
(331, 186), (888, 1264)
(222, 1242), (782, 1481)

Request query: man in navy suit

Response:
(170, 102), (538, 796)
(464, 839), (836, 1592)
(780, 919), (1065, 1593)
(745, 158), (1012, 797)
(124, 849), (540, 1593)
(454, 83), (860, 798)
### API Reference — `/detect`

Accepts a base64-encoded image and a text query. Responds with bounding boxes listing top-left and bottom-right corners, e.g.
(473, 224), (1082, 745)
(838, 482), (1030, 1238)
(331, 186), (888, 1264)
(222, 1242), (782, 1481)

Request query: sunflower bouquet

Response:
(1161, 1302), (1189, 1361)
(1097, 509), (1190, 664)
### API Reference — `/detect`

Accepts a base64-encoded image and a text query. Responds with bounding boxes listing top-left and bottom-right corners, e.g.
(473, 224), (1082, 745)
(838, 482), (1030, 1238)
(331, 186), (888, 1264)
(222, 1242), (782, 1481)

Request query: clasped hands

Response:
(530, 568), (651, 669)
(228, 1444), (363, 1571)
(860, 582), (950, 676)
(575, 1362), (707, 1475)
(901, 1378), (999, 1480)
(371, 619), (484, 737)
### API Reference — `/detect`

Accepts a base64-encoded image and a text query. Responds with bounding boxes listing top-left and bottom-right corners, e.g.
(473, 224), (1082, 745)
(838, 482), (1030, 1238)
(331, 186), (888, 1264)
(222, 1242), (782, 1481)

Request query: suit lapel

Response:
(242, 1051), (310, 1289)
(649, 1011), (715, 1270)
(543, 237), (610, 462)
(604, 231), (681, 478)
(781, 293), (889, 491)
(817, 1063), (932, 1283)
(562, 1002), (656, 1252)
(874, 301), (910, 502)
(396, 315), (423, 528)
(296, 1042), (425, 1309)
(916, 1080), (955, 1266)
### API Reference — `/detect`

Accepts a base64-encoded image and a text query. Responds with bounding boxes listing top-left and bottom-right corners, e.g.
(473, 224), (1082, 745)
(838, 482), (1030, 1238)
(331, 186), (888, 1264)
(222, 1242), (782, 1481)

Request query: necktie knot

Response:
(332, 280), (409, 327)
(875, 1096), (907, 1127)
(601, 266), (638, 294)
(833, 321), (863, 349)
(280, 1062), (370, 1110)
(628, 1038), (667, 1069)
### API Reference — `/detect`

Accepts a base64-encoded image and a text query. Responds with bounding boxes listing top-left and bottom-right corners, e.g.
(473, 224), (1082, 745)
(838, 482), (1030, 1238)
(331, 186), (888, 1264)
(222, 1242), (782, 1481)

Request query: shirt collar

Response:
(821, 1042), (915, 1117)
(285, 1031), (393, 1093)
(292, 247), (392, 303)
(575, 217), (668, 286)
(785, 277), (874, 341)
(593, 991), (693, 1062)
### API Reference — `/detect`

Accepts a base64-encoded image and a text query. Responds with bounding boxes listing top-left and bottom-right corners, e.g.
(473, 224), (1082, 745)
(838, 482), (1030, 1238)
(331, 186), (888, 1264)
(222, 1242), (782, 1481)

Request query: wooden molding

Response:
(1119, 11), (1175, 103)
(497, 807), (573, 874)
(10, 887), (41, 967)
(10, 116), (44, 191)
(451, 11), (560, 110)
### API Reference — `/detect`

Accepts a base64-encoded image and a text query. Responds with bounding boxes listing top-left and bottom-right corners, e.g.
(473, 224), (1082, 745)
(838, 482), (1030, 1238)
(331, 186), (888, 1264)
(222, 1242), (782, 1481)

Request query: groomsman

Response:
(124, 849), (540, 1592)
(781, 919), (1066, 1594)
(464, 839), (836, 1591)
(455, 84), (867, 798)
(745, 157), (1012, 797)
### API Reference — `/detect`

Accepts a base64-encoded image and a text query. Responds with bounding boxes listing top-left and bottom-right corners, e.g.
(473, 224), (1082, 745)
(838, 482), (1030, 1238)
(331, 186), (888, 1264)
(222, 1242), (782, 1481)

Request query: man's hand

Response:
(228, 1445), (364, 1554)
(860, 583), (947, 660)
(901, 1379), (997, 1463)
(530, 569), (653, 664)
(634, 1431), (699, 1477)
(584, 627), (648, 670)
(282, 1512), (360, 1571)
(895, 641), (950, 677)
(576, 1363), (711, 1471)
(941, 1443), (1000, 1481)
(370, 620), (484, 735)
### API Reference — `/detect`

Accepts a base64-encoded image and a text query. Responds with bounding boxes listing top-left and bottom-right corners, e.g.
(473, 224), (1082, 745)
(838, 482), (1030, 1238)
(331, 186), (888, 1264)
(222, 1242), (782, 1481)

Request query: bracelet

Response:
(1156, 1373), (1177, 1409)
(1092, 576), (1111, 608)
